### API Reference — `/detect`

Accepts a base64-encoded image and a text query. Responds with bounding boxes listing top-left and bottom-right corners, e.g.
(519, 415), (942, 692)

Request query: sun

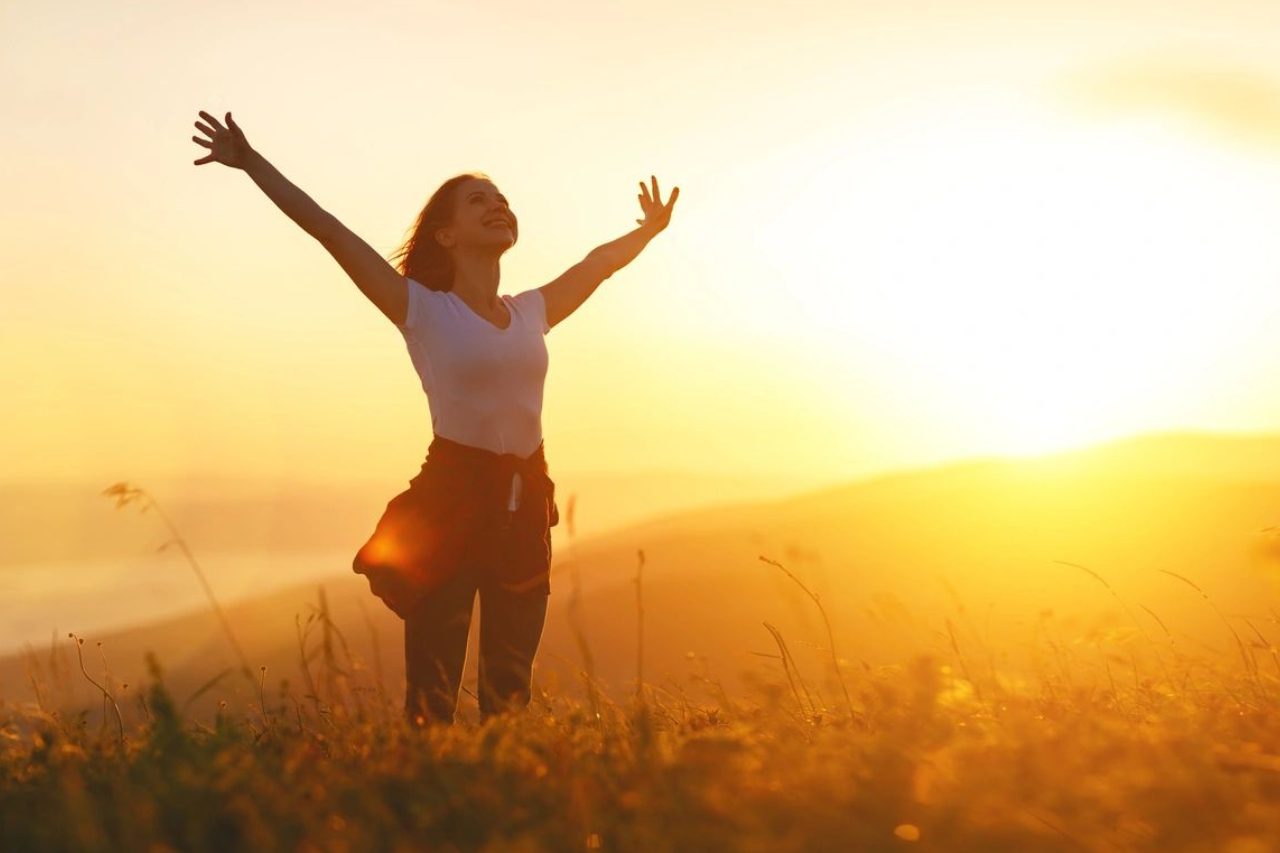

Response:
(756, 96), (1279, 457)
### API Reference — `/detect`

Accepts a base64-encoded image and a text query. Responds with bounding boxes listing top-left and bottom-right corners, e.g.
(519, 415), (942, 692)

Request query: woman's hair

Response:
(390, 171), (492, 292)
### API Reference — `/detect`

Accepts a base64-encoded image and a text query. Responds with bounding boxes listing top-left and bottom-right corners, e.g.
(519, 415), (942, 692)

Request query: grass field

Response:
(4, 606), (1280, 852)
(6, 469), (1280, 851)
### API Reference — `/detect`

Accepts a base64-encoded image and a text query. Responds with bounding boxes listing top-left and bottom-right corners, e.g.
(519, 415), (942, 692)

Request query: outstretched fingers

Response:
(198, 110), (226, 133)
(635, 175), (679, 226)
(193, 110), (227, 165)
(192, 123), (214, 165)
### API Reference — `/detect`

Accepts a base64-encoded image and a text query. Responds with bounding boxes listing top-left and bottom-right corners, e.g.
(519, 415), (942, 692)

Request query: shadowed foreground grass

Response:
(3, 646), (1280, 853)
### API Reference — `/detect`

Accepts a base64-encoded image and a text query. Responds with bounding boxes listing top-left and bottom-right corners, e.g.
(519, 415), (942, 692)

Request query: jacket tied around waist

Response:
(352, 434), (559, 618)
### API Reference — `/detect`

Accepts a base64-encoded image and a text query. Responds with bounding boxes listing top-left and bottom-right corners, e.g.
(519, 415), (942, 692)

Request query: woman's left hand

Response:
(635, 175), (679, 233)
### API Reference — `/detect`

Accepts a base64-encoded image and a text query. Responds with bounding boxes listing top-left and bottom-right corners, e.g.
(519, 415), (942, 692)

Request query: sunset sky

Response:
(8, 0), (1280, 491)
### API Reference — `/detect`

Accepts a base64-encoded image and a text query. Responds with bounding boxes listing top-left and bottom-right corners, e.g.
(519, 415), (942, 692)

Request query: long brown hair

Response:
(390, 172), (499, 292)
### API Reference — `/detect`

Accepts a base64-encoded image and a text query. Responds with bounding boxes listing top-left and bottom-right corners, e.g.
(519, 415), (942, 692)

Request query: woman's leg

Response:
(404, 567), (479, 725)
(476, 584), (549, 720)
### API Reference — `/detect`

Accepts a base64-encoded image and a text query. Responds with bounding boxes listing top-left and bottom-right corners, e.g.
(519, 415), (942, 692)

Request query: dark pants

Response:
(404, 511), (549, 725)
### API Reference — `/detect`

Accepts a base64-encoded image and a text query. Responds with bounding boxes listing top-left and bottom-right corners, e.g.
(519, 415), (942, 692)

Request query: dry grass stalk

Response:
(759, 555), (856, 721)
(101, 482), (253, 681)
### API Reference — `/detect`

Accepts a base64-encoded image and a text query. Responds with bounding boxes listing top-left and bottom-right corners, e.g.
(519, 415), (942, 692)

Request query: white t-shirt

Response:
(395, 277), (551, 509)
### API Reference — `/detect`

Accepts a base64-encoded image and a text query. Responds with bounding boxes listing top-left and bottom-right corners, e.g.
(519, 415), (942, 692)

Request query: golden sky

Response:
(7, 0), (1280, 489)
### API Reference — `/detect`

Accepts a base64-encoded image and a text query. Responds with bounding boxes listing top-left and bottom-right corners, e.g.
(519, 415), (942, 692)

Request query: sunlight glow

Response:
(761, 96), (1280, 456)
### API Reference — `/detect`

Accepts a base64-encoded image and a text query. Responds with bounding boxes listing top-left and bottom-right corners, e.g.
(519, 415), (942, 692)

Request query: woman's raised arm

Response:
(192, 110), (407, 326)
(538, 175), (678, 329)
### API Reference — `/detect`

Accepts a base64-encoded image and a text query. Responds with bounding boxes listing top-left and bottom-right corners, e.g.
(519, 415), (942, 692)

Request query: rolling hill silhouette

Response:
(8, 431), (1280, 717)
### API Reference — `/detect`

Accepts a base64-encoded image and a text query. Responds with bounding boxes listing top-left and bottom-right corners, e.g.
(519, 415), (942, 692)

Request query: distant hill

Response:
(7, 430), (1280, 718)
(0, 469), (815, 567)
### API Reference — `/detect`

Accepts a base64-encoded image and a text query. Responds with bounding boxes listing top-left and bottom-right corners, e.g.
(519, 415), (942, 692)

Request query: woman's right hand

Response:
(192, 110), (255, 169)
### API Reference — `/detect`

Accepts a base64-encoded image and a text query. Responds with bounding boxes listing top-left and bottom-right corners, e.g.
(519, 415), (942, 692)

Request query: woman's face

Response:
(436, 178), (518, 254)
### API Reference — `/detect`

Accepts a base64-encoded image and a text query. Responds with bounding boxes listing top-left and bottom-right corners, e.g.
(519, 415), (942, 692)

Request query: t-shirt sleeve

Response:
(514, 287), (550, 335)
(398, 277), (430, 335)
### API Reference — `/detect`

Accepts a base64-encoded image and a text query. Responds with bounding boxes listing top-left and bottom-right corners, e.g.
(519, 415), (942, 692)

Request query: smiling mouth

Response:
(486, 220), (513, 229)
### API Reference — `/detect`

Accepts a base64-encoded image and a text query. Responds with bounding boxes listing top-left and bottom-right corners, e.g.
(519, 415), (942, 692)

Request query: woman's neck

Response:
(450, 248), (502, 307)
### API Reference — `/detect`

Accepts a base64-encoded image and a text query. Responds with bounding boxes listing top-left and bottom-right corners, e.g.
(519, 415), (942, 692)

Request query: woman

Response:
(191, 110), (679, 725)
